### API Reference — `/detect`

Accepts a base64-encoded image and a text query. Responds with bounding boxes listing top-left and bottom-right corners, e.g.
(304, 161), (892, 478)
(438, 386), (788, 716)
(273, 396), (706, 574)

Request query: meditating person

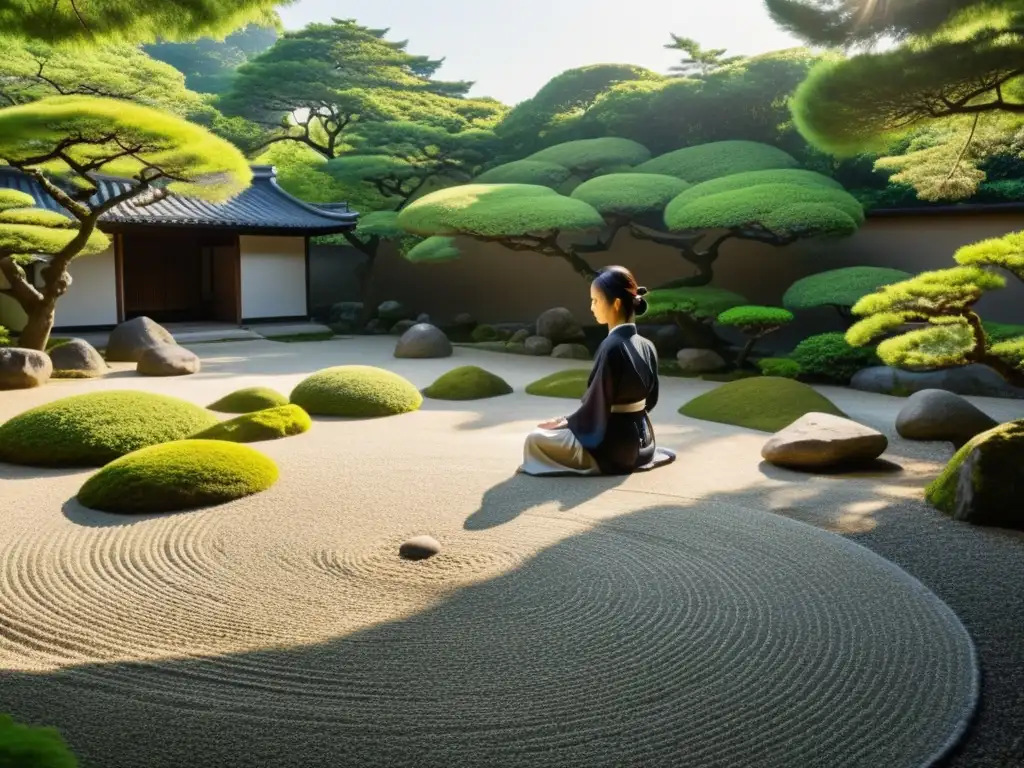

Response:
(519, 265), (674, 476)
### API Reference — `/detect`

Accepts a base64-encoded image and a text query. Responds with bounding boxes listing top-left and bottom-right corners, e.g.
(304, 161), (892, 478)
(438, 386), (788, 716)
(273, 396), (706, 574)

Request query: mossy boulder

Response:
(925, 420), (1024, 529)
(679, 377), (845, 432)
(423, 366), (513, 400)
(77, 440), (279, 514)
(525, 369), (590, 399)
(190, 405), (311, 443)
(0, 713), (77, 767)
(0, 391), (219, 467)
(471, 324), (500, 343)
(290, 365), (423, 418)
(207, 386), (289, 414)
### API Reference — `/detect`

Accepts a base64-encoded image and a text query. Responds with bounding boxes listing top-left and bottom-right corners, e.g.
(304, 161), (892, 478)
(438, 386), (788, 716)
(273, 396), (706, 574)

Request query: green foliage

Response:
(757, 357), (802, 378)
(404, 236), (461, 263)
(252, 141), (363, 206)
(783, 266), (913, 311)
(569, 173), (690, 219)
(397, 184), (604, 238)
(983, 320), (1024, 342)
(665, 34), (745, 77)
(634, 140), (800, 182)
(207, 386), (289, 413)
(664, 181), (864, 237)
(0, 190), (35, 212)
(143, 24), (278, 94)
(717, 306), (794, 332)
(679, 376), (845, 432)
(355, 211), (406, 239)
(926, 420), (1024, 528)
(471, 324), (499, 343)
(0, 192), (110, 259)
(668, 168), (844, 207)
(791, 332), (879, 383)
(641, 286), (748, 324)
(77, 440), (279, 515)
(474, 160), (574, 189)
(526, 138), (652, 176)
(874, 321), (977, 370)
(0, 714), (77, 767)
(423, 366), (514, 400)
(524, 369), (590, 399)
(953, 230), (1024, 281)
(0, 391), (219, 467)
(190, 404), (311, 443)
(0, 96), (251, 202)
(0, 326), (11, 346)
(0, 0), (279, 45)
(290, 365), (423, 418)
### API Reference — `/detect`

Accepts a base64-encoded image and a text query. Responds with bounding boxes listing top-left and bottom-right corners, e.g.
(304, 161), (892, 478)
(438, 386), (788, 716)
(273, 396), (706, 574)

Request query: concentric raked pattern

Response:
(0, 499), (976, 768)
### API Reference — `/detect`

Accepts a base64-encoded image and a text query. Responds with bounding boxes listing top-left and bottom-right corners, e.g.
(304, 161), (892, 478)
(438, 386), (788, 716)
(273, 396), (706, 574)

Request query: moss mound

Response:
(190, 405), (311, 443)
(0, 714), (77, 767)
(208, 386), (289, 413)
(525, 369), (590, 399)
(423, 366), (513, 400)
(290, 365), (423, 417)
(925, 420), (1024, 529)
(0, 391), (219, 467)
(679, 376), (845, 432)
(77, 440), (279, 515)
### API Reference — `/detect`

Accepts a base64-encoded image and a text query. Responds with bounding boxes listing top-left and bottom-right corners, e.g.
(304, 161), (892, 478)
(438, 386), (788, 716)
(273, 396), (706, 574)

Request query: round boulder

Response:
(399, 535), (441, 561)
(761, 412), (888, 470)
(394, 323), (453, 359)
(48, 338), (107, 378)
(895, 389), (998, 447)
(137, 345), (201, 376)
(377, 300), (413, 323)
(676, 348), (726, 374)
(551, 343), (591, 360)
(290, 365), (422, 418)
(0, 347), (52, 390)
(536, 307), (584, 344)
(524, 335), (553, 356)
(105, 316), (175, 362)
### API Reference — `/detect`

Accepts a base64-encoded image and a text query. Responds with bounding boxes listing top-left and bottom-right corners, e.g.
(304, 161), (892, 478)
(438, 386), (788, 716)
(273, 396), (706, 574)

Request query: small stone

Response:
(48, 338), (107, 378)
(509, 329), (530, 344)
(394, 323), (453, 359)
(0, 347), (52, 390)
(551, 343), (591, 360)
(676, 348), (726, 374)
(524, 335), (553, 356)
(377, 300), (412, 323)
(536, 307), (584, 344)
(136, 345), (200, 376)
(328, 301), (364, 333)
(400, 535), (441, 560)
(416, 313), (431, 323)
(106, 316), (175, 362)
(896, 389), (998, 447)
(453, 313), (476, 327)
(390, 319), (416, 336)
(761, 412), (888, 470)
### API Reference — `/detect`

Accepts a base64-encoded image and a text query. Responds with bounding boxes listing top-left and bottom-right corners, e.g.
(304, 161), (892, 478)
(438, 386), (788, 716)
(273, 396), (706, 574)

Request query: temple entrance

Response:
(120, 230), (240, 324)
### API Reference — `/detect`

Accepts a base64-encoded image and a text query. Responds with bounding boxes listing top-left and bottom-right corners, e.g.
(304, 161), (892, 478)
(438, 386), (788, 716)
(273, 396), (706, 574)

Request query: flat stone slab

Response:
(762, 411), (888, 469)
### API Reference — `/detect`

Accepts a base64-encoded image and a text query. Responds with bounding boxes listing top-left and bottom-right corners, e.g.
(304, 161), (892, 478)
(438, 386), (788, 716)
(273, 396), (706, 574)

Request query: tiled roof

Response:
(0, 165), (359, 234)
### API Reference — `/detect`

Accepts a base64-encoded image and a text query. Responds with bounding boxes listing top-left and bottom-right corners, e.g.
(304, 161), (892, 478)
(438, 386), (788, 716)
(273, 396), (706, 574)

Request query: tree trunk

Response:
(17, 299), (57, 351)
(734, 336), (757, 369)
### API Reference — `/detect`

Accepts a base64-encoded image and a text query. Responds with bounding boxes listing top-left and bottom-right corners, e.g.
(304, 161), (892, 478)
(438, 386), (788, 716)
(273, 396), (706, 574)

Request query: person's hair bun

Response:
(636, 286), (648, 296)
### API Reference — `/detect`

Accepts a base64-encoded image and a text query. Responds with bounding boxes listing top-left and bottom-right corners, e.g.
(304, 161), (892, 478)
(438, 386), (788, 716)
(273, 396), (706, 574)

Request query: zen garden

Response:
(2, 0), (1024, 766)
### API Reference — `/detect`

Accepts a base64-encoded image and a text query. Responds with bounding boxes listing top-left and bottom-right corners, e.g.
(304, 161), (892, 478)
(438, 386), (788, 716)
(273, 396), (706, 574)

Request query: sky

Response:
(276, 0), (806, 106)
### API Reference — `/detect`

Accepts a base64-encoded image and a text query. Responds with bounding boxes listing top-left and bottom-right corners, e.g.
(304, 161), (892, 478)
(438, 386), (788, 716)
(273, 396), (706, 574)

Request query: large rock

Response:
(328, 301), (364, 333)
(551, 343), (591, 360)
(851, 364), (1024, 400)
(0, 347), (52, 390)
(377, 300), (413, 323)
(536, 307), (584, 344)
(136, 345), (201, 376)
(509, 329), (530, 344)
(676, 348), (726, 374)
(106, 317), (175, 362)
(895, 389), (998, 447)
(394, 323), (453, 359)
(48, 338), (107, 378)
(761, 412), (888, 470)
(524, 335), (553, 356)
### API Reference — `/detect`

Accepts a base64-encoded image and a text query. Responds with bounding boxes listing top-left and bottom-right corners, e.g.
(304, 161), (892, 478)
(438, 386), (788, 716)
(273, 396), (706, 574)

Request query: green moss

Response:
(669, 168), (845, 206)
(526, 137), (651, 173)
(423, 366), (513, 400)
(474, 160), (574, 188)
(208, 386), (289, 414)
(0, 714), (77, 767)
(190, 405), (311, 443)
(679, 376), (845, 432)
(925, 420), (1024, 528)
(641, 286), (748, 324)
(290, 365), (423, 417)
(77, 440), (279, 515)
(471, 324), (499, 342)
(0, 189), (35, 212)
(397, 183), (604, 238)
(717, 305), (794, 329)
(0, 391), (219, 467)
(783, 266), (913, 311)
(757, 357), (802, 378)
(525, 369), (590, 399)
(634, 140), (799, 182)
(403, 236), (461, 263)
(569, 173), (690, 218)
(791, 332), (879, 384)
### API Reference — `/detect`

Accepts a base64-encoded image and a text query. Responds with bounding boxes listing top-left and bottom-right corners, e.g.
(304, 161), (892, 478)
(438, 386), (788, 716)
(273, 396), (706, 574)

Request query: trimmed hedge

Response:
(0, 714), (77, 767)
(77, 440), (279, 515)
(290, 365), (423, 417)
(208, 386), (289, 414)
(190, 405), (311, 443)
(757, 357), (801, 378)
(679, 376), (845, 432)
(0, 391), (219, 467)
(525, 369), (590, 399)
(791, 332), (879, 384)
(423, 366), (513, 400)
